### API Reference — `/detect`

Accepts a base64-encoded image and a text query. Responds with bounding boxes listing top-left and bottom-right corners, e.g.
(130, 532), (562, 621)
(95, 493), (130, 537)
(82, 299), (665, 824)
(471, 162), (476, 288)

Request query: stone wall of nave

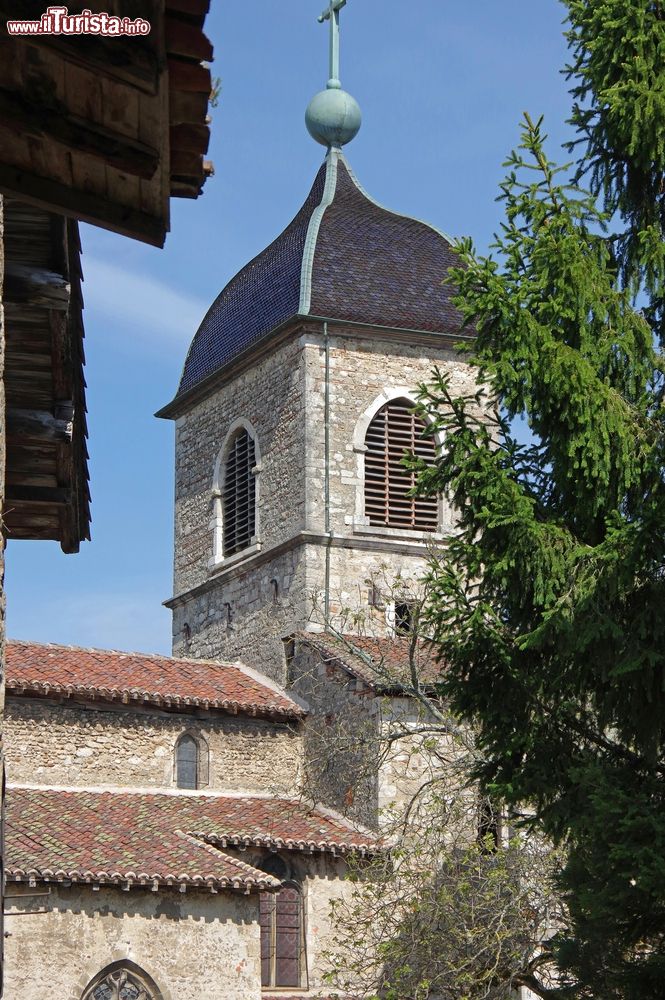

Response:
(4, 698), (303, 794)
(4, 886), (259, 1000)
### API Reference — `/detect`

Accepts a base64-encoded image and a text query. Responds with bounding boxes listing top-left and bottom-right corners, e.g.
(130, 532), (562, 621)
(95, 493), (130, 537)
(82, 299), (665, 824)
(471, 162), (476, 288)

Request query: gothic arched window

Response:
(223, 427), (257, 556)
(364, 398), (438, 531)
(258, 857), (307, 989)
(174, 732), (209, 790)
(81, 962), (162, 1000)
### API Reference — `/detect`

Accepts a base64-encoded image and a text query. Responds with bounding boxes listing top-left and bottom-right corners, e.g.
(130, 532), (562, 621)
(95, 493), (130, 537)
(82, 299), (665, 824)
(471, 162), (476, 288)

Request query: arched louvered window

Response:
(364, 399), (438, 530)
(223, 428), (256, 556)
(81, 961), (162, 1000)
(174, 733), (209, 790)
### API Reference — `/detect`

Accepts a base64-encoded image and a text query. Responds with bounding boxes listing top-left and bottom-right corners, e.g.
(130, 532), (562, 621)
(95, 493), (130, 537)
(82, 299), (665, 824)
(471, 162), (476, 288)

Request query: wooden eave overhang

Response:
(3, 199), (90, 552)
(0, 0), (215, 247)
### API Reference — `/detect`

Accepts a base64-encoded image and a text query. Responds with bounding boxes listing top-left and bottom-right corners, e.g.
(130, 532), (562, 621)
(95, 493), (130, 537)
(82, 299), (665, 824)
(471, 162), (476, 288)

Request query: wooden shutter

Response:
(223, 429), (256, 556)
(365, 400), (438, 530)
(274, 885), (302, 987)
(259, 893), (275, 987)
(259, 884), (304, 988)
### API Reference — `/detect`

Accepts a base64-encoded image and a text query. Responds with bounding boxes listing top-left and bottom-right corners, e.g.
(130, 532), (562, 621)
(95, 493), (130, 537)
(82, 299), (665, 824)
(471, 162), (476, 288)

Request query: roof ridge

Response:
(174, 831), (282, 888)
(7, 637), (242, 669)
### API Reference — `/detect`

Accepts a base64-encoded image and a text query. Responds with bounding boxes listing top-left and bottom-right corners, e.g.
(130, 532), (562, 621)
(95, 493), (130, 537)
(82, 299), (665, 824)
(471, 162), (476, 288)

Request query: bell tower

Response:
(158, 2), (476, 683)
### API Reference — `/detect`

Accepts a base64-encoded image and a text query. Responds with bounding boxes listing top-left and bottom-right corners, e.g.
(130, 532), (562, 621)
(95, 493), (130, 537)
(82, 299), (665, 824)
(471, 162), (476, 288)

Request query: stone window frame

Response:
(352, 387), (445, 540)
(79, 960), (165, 1000)
(209, 417), (263, 572)
(173, 730), (210, 790)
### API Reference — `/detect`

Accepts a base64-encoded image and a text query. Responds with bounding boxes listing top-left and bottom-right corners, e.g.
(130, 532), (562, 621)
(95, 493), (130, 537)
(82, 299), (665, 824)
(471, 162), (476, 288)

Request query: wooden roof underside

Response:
(3, 199), (91, 553)
(0, 0), (214, 247)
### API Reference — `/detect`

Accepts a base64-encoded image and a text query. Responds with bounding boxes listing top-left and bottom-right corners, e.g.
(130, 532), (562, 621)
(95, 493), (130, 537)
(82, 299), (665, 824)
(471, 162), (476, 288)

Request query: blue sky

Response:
(6, 0), (576, 655)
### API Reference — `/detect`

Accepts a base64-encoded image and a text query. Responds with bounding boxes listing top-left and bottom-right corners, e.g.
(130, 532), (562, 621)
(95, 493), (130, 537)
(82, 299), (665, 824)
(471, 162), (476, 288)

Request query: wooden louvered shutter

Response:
(274, 885), (302, 986)
(223, 429), (256, 556)
(259, 893), (275, 987)
(364, 400), (438, 530)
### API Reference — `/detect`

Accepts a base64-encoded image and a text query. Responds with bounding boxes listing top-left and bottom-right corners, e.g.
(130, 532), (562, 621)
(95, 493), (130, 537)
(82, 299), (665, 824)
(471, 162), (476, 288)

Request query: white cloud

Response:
(83, 257), (208, 353)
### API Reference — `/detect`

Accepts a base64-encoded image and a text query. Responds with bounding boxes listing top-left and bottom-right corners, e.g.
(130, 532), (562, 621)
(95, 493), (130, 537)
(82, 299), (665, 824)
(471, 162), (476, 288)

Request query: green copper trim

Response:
(318, 0), (347, 89)
(299, 149), (340, 315)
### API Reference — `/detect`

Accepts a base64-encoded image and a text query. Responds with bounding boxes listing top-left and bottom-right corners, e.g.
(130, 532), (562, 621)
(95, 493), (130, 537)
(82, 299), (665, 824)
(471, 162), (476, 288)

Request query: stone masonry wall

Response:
(302, 329), (474, 540)
(171, 545), (309, 684)
(238, 849), (351, 992)
(286, 640), (465, 832)
(170, 323), (477, 679)
(4, 885), (260, 1000)
(173, 332), (308, 597)
(5, 854), (354, 1000)
(4, 698), (302, 795)
(286, 640), (380, 828)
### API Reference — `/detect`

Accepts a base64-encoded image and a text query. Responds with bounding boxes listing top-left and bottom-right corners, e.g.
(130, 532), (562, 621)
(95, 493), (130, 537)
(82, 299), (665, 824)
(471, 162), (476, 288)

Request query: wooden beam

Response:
(0, 164), (167, 247)
(37, 36), (160, 95)
(170, 149), (205, 178)
(4, 484), (72, 506)
(6, 408), (73, 444)
(165, 16), (213, 61)
(0, 86), (161, 181)
(169, 89), (210, 125)
(170, 123), (210, 154)
(167, 58), (211, 93)
(165, 0), (210, 20)
(3, 264), (70, 310)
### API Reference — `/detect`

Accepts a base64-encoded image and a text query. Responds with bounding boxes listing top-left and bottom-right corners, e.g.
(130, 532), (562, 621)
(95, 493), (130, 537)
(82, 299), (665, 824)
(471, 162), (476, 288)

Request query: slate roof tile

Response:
(6, 640), (304, 720)
(173, 150), (464, 403)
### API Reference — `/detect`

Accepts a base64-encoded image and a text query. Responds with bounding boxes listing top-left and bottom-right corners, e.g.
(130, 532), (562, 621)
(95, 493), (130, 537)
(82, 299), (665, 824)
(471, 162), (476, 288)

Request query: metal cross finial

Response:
(317, 0), (347, 89)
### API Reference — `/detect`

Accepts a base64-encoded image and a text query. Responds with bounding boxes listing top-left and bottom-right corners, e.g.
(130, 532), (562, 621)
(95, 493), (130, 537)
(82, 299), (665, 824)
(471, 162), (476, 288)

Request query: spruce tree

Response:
(418, 3), (665, 996)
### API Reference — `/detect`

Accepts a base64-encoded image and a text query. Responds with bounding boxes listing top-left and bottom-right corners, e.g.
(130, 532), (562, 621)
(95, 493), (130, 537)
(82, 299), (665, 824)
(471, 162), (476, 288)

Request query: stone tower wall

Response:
(170, 322), (477, 681)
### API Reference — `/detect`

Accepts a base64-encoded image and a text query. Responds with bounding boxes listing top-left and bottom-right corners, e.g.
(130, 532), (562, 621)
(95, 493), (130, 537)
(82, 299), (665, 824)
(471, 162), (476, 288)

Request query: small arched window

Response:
(174, 733), (209, 790)
(82, 961), (162, 1000)
(258, 857), (307, 989)
(364, 398), (438, 531)
(223, 428), (256, 556)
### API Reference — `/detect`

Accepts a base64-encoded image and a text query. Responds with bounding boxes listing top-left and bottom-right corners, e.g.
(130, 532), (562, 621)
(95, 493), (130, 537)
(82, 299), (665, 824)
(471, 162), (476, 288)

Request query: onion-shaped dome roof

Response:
(175, 149), (462, 402)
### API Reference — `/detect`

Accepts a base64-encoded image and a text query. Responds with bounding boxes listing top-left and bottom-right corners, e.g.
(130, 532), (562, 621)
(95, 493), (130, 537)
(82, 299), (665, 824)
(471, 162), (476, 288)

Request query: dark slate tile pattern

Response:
(176, 153), (463, 400)
(310, 161), (462, 333)
(178, 163), (327, 394)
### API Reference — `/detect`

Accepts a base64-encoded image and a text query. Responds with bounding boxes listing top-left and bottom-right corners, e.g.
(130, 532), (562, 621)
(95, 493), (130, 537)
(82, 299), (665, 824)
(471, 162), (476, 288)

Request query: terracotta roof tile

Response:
(5, 787), (377, 893)
(6, 640), (305, 720)
(295, 632), (442, 690)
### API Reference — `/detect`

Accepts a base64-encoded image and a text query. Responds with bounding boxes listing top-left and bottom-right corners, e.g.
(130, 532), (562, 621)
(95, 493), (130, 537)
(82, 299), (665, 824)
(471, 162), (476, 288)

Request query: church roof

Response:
(294, 632), (441, 691)
(168, 148), (463, 407)
(5, 786), (377, 893)
(6, 640), (304, 721)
